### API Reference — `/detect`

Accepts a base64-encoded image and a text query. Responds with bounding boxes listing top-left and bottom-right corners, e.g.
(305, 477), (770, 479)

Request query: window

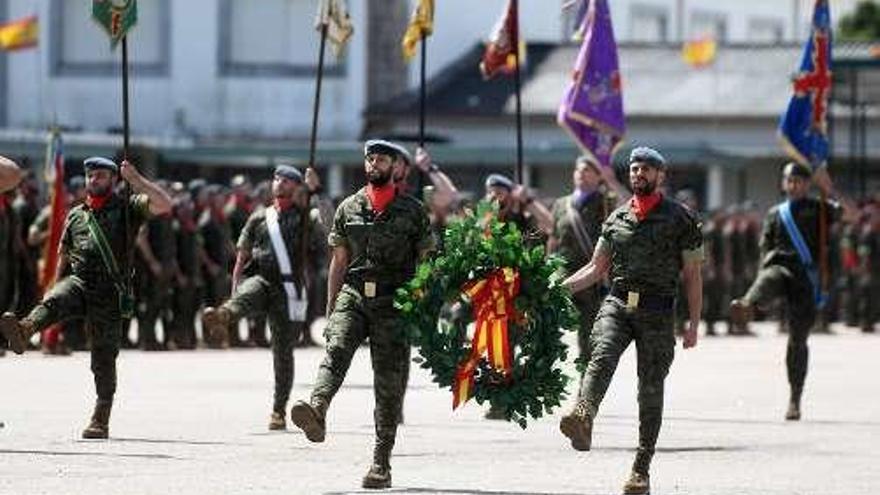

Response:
(50, 0), (170, 76)
(748, 18), (784, 44)
(629, 4), (668, 43)
(690, 11), (727, 43)
(218, 0), (344, 77)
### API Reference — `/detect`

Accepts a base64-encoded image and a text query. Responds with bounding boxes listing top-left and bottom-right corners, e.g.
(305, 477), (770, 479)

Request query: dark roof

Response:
(369, 41), (880, 120)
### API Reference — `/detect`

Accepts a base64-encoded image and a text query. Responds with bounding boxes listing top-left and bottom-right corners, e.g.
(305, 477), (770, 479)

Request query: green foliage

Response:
(394, 202), (580, 428)
(839, 1), (880, 40)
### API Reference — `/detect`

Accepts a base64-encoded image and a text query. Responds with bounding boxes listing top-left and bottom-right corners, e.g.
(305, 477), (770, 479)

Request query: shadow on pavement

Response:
(0, 448), (177, 460)
(103, 437), (235, 446)
(326, 489), (583, 495)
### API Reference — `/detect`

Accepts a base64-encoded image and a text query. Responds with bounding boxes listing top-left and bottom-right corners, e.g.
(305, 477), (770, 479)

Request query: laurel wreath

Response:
(394, 202), (580, 428)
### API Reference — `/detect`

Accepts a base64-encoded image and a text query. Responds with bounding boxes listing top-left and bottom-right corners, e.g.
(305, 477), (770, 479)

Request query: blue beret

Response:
(628, 147), (666, 168)
(68, 176), (85, 189)
(83, 157), (118, 173)
(782, 162), (812, 179)
(274, 164), (304, 183)
(364, 139), (412, 165)
(485, 173), (515, 191)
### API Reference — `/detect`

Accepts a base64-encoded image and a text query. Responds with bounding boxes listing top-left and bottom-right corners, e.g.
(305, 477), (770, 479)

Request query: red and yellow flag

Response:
(0, 15), (38, 51)
(480, 0), (525, 79)
(402, 0), (434, 61)
(452, 268), (521, 409)
(682, 36), (717, 68)
(40, 131), (65, 294)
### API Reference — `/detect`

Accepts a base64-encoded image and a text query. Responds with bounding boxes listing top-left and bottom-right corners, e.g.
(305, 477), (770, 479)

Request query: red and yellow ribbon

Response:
(452, 267), (521, 409)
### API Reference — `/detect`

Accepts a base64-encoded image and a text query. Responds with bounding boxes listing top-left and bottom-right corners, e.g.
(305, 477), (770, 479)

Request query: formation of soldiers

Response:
(1, 145), (879, 494)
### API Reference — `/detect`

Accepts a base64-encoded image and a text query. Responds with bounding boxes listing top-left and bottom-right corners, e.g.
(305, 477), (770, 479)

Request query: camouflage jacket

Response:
(550, 190), (615, 276)
(597, 197), (703, 297)
(61, 194), (150, 282)
(760, 198), (841, 271)
(237, 205), (324, 285)
(329, 188), (432, 288)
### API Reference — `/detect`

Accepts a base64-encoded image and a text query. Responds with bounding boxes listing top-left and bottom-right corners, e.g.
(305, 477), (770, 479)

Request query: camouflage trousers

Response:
(742, 264), (815, 400)
(577, 296), (675, 475)
(136, 272), (172, 348)
(310, 284), (410, 456)
(702, 276), (726, 331)
(223, 275), (303, 414)
(26, 275), (123, 401)
(572, 286), (602, 372)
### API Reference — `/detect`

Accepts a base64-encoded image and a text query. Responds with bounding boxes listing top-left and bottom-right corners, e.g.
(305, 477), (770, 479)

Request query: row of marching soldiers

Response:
(1, 148), (878, 491)
(0, 161), (332, 356)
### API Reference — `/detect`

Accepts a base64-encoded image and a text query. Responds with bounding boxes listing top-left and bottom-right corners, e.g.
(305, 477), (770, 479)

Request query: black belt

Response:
(610, 286), (675, 312)
(345, 276), (403, 298)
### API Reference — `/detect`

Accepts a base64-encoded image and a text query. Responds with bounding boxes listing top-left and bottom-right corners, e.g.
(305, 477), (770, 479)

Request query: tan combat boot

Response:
(559, 399), (593, 451)
(0, 313), (35, 355)
(729, 299), (754, 330)
(622, 471), (650, 495)
(290, 398), (327, 442)
(82, 400), (113, 439)
(268, 411), (286, 431)
(202, 307), (231, 347)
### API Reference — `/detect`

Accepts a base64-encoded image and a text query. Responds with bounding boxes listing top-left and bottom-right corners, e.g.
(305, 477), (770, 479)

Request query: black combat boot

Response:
(622, 471), (650, 495)
(290, 398), (327, 442)
(268, 410), (286, 431)
(82, 400), (113, 439)
(559, 399), (593, 451)
(0, 313), (35, 355)
(361, 442), (392, 489)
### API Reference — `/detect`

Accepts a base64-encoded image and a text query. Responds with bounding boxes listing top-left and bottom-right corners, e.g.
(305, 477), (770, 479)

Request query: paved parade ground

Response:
(1, 322), (878, 495)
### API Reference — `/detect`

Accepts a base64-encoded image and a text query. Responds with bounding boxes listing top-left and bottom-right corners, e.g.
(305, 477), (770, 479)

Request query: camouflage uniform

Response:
(12, 194), (39, 318)
(24, 194), (150, 401)
(297, 188), (432, 473)
(857, 223), (879, 332)
(171, 216), (200, 348)
(549, 190), (613, 366)
(198, 208), (233, 344)
(702, 214), (727, 335)
(135, 213), (176, 350)
(738, 198), (840, 410)
(225, 194), (266, 346)
(220, 205), (322, 416)
(572, 197), (703, 476)
(0, 196), (20, 352)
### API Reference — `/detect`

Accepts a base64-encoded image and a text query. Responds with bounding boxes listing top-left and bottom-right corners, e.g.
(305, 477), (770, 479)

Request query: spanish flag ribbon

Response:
(452, 268), (521, 409)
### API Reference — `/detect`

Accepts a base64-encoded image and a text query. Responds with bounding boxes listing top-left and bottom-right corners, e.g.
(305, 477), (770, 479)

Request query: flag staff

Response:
(512, 0), (524, 184)
(309, 22), (328, 171)
(419, 32), (427, 148)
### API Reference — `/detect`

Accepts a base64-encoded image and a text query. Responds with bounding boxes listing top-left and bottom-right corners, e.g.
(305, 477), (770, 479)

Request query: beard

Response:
(631, 178), (657, 196)
(87, 184), (112, 197)
(367, 168), (393, 186)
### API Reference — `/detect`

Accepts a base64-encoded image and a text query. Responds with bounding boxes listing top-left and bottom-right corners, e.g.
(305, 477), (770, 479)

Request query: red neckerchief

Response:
(366, 184), (396, 214)
(211, 206), (225, 223)
(234, 193), (253, 213)
(274, 197), (295, 212)
(86, 193), (112, 211)
(630, 192), (662, 221)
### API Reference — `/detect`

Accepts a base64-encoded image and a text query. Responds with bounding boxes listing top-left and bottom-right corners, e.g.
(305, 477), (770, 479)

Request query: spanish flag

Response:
(480, 0), (527, 79)
(0, 15), (38, 51)
(402, 0), (434, 61)
(682, 36), (717, 68)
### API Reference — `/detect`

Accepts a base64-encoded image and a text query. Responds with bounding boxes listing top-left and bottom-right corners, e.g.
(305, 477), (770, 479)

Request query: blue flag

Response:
(779, 0), (832, 168)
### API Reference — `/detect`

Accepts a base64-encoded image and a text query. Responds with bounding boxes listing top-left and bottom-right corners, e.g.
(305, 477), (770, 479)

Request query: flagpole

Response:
(419, 32), (427, 147)
(121, 35), (132, 293)
(309, 23), (329, 170)
(512, 0), (524, 184)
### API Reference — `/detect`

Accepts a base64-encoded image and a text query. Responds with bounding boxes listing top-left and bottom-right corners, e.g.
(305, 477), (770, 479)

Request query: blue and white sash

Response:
(778, 201), (826, 307)
(266, 207), (308, 322)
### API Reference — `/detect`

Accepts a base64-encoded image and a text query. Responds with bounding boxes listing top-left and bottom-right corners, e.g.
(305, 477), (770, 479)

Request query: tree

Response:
(839, 1), (880, 40)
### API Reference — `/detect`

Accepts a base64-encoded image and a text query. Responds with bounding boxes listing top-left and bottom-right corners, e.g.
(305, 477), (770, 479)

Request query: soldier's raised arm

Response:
(119, 160), (172, 216)
(0, 155), (22, 193)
